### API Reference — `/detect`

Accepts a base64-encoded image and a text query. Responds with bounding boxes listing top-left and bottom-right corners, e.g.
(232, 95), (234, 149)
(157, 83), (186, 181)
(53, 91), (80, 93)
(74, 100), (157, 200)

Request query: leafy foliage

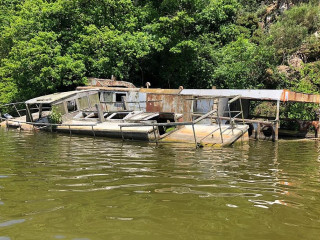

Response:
(212, 37), (275, 89)
(49, 105), (62, 124)
(0, 0), (319, 124)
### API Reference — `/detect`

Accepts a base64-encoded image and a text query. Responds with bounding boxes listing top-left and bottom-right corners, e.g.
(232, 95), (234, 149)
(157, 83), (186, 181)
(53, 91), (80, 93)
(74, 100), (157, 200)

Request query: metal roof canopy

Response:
(180, 89), (320, 104)
(25, 90), (98, 105)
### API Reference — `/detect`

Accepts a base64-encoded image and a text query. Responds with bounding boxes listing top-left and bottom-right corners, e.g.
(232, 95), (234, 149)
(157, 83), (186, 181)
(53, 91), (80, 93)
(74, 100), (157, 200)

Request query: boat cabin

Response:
(24, 90), (100, 123)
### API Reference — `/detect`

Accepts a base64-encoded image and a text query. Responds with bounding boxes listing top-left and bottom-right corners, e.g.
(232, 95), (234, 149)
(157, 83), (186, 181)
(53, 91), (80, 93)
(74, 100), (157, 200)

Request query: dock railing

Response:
(0, 102), (52, 120)
(119, 109), (220, 148)
(100, 100), (162, 111)
(118, 95), (249, 147)
(193, 96), (278, 141)
(0, 102), (28, 119)
(1, 96), (248, 146)
(0, 117), (98, 136)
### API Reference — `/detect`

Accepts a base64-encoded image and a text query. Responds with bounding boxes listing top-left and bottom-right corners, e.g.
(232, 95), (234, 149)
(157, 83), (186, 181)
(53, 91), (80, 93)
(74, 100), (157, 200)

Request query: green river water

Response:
(0, 128), (320, 240)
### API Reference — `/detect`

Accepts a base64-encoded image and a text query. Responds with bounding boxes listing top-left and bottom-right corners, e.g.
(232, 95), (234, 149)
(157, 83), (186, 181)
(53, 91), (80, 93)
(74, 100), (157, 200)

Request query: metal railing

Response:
(118, 95), (247, 148)
(100, 100), (162, 111)
(0, 102), (26, 119)
(119, 109), (221, 148)
(0, 96), (247, 146)
(1, 118), (98, 136)
(0, 102), (52, 120)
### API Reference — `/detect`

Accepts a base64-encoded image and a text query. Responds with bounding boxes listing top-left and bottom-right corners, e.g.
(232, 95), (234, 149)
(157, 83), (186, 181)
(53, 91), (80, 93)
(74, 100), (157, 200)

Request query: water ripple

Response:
(1, 129), (320, 239)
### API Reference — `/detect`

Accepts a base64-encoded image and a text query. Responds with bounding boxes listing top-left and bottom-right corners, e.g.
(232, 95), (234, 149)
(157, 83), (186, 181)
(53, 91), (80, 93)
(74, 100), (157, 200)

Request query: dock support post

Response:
(239, 98), (245, 125)
(275, 100), (280, 141)
(216, 103), (224, 143)
(91, 126), (95, 137)
(38, 104), (43, 120)
(26, 104), (33, 123)
(153, 126), (158, 145)
(95, 104), (105, 123)
(192, 123), (198, 148)
(316, 126), (320, 138)
(120, 126), (124, 141)
(317, 104), (320, 138)
(256, 123), (260, 140)
(227, 103), (234, 135)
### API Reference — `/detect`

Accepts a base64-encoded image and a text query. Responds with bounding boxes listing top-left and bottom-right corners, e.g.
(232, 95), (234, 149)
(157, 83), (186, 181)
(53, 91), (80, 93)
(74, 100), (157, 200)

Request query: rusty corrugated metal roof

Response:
(181, 89), (284, 101)
(281, 90), (320, 103)
(181, 89), (320, 103)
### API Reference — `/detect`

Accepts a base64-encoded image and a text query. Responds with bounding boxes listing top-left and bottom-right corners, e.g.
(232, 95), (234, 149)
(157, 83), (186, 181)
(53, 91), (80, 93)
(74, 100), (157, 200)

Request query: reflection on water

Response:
(0, 128), (320, 239)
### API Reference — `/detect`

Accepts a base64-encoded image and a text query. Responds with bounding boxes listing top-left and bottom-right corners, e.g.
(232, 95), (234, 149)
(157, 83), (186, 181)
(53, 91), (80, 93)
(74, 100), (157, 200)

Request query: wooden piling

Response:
(275, 100), (280, 141)
(95, 104), (105, 123)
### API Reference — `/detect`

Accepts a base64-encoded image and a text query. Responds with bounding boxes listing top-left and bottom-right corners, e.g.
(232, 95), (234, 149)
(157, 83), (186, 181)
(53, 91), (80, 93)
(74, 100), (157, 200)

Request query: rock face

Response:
(277, 0), (311, 10)
(262, 0), (313, 27)
(277, 65), (291, 76)
(288, 55), (304, 69)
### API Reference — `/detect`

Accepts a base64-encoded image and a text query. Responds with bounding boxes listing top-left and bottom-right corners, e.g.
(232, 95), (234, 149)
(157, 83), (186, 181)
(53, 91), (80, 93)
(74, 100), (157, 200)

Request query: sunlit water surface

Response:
(0, 128), (320, 240)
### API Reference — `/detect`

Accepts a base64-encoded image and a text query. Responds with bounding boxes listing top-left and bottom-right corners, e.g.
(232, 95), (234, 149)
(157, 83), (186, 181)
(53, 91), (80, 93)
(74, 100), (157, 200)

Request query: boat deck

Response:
(162, 124), (249, 147)
(57, 120), (156, 140)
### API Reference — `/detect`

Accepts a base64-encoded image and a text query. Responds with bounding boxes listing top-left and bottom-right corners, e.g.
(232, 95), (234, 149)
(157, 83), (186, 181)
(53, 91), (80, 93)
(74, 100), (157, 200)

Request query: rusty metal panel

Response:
(281, 89), (320, 103)
(146, 94), (193, 121)
(126, 91), (146, 111)
(140, 88), (182, 95)
(146, 94), (162, 113)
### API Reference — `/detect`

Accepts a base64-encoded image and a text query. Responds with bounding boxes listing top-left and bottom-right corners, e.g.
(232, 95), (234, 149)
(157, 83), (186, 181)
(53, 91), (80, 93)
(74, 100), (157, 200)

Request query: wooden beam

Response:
(121, 96), (128, 110)
(95, 104), (105, 123)
(38, 104), (43, 120)
(26, 104), (34, 122)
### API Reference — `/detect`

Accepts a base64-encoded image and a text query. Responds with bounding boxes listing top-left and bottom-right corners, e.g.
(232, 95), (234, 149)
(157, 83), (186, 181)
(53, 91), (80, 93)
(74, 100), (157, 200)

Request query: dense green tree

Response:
(212, 37), (274, 89)
(0, 0), (319, 109)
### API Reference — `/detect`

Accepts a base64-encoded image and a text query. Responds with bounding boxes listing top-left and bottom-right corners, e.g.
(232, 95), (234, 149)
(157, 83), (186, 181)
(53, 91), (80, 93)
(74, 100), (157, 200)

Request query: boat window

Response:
(67, 100), (78, 112)
(115, 93), (127, 102)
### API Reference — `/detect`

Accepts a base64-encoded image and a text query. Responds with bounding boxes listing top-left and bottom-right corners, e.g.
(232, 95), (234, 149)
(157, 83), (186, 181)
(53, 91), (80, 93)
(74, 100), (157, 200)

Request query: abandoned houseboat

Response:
(2, 77), (320, 146)
(0, 79), (250, 147)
